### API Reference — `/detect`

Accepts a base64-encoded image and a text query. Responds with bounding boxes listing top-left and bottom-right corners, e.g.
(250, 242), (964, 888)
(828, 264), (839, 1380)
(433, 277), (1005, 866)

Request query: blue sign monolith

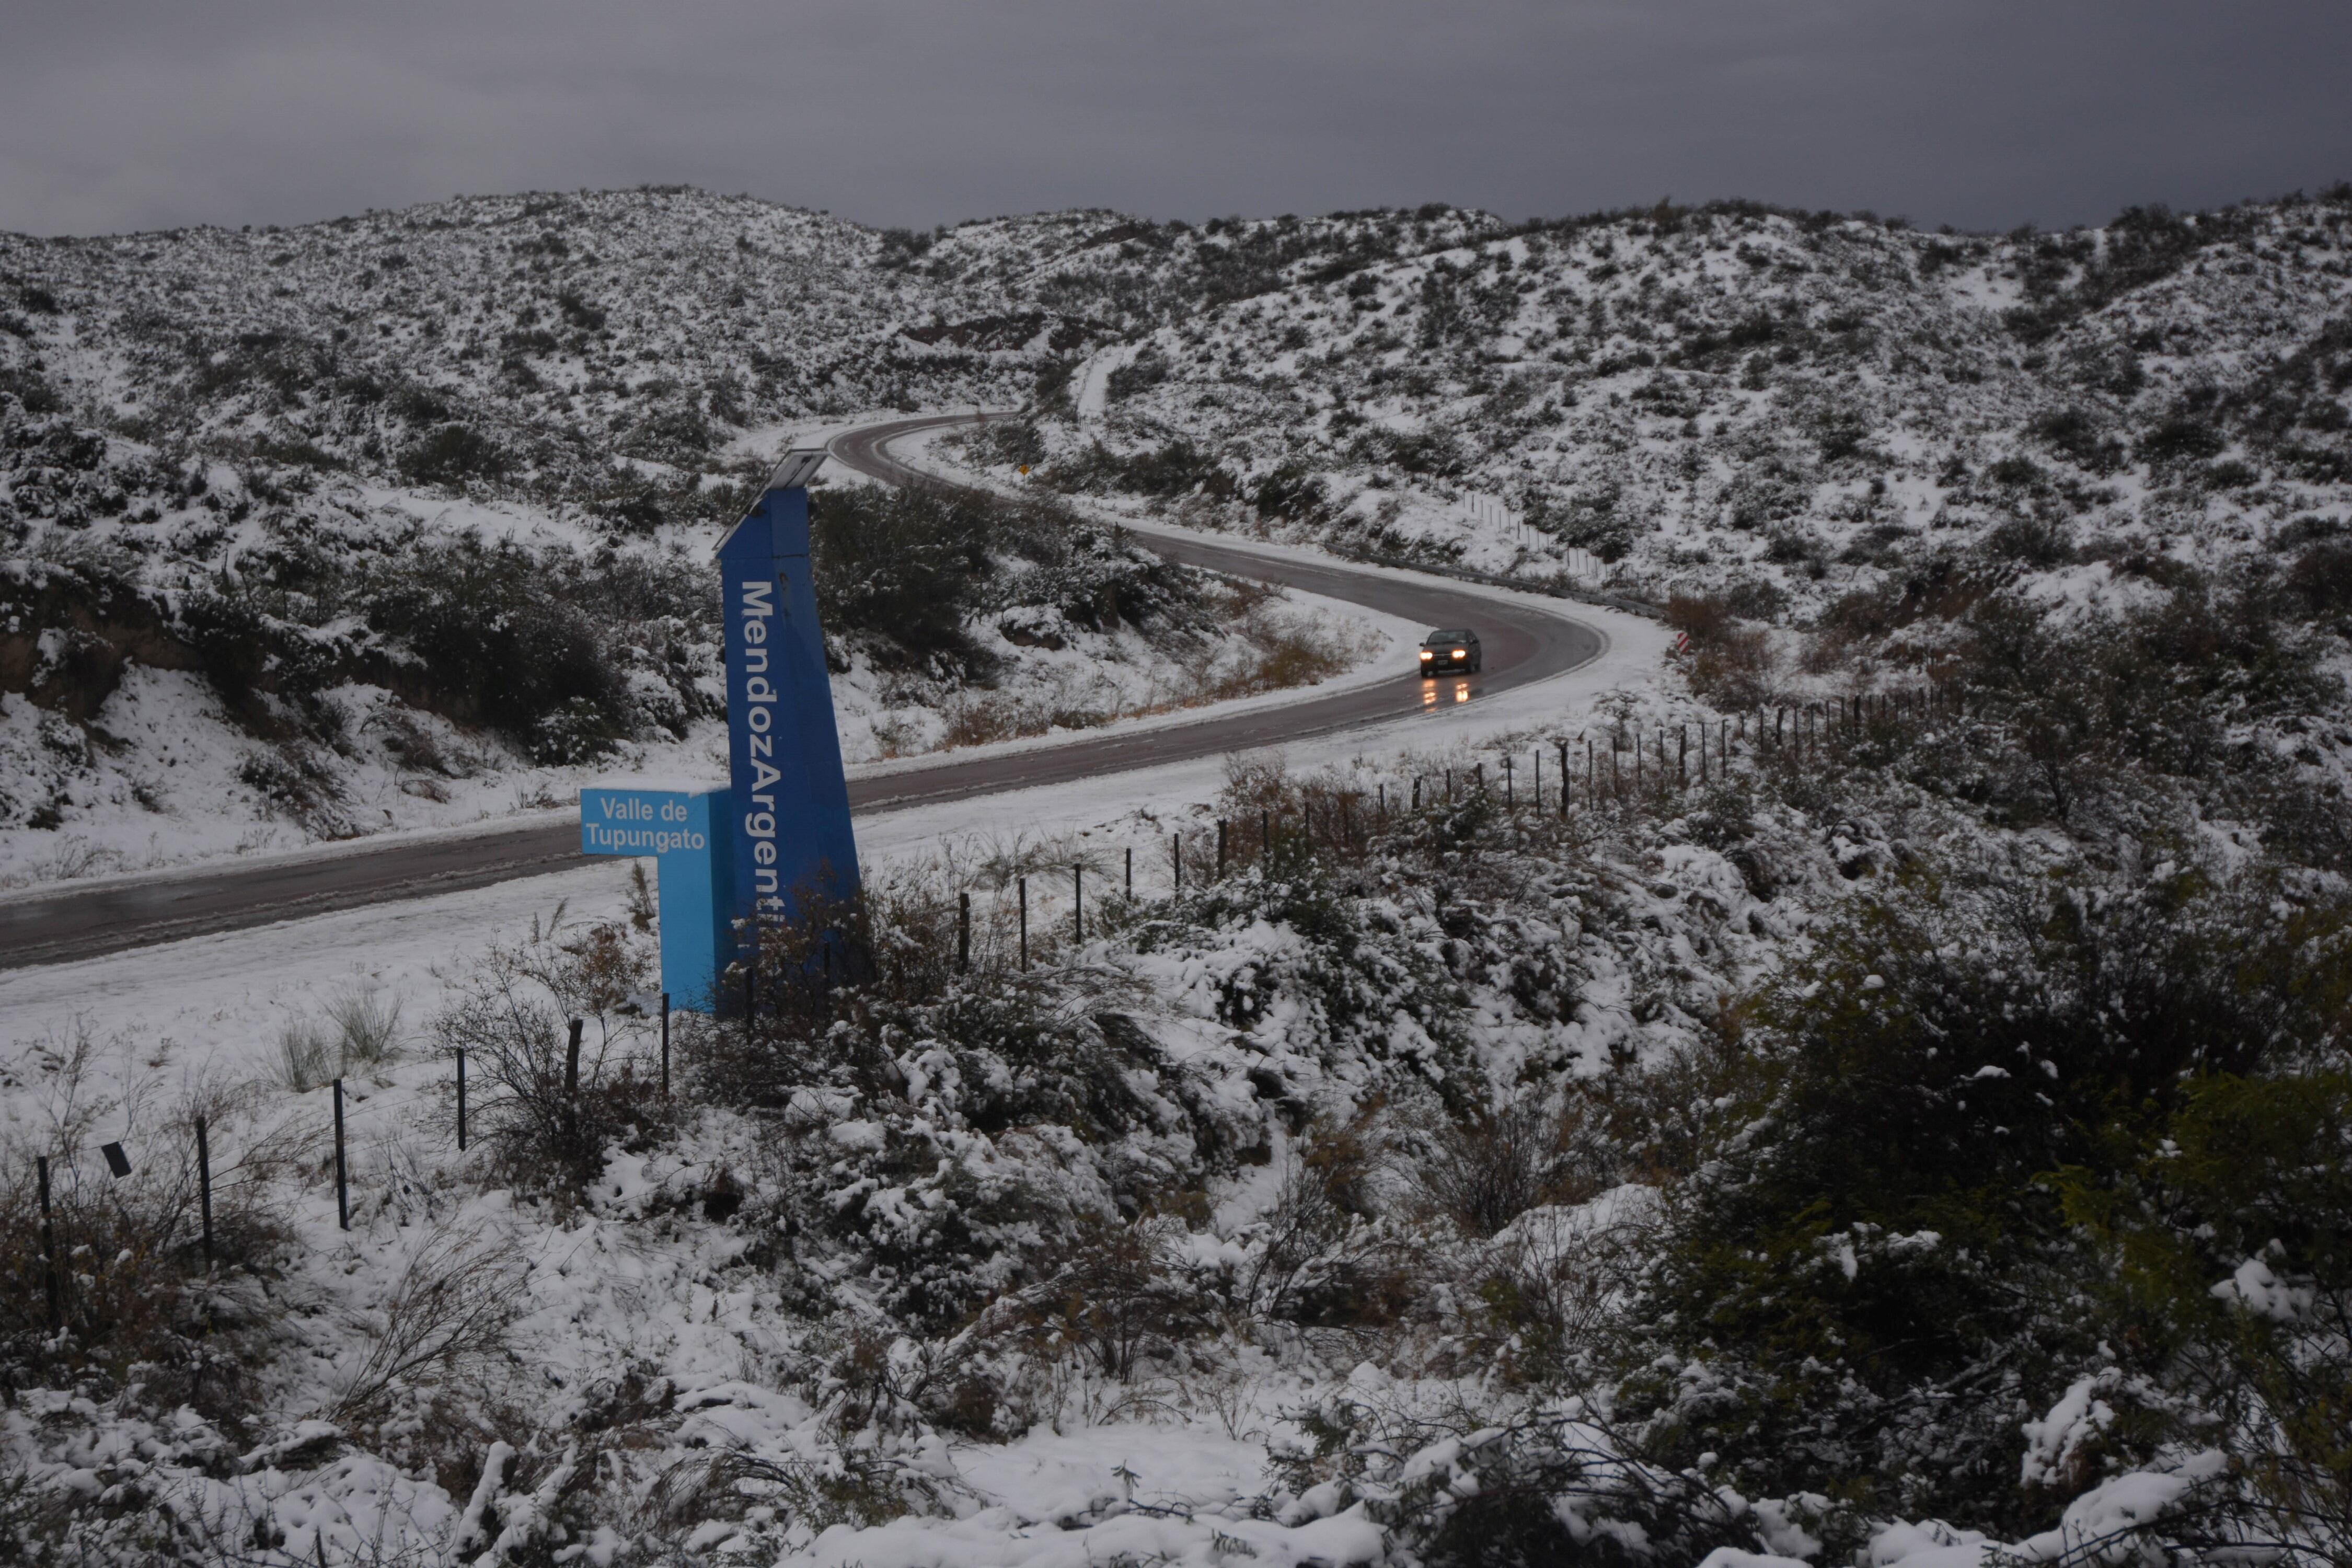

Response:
(716, 454), (860, 949)
(575, 449), (859, 1012)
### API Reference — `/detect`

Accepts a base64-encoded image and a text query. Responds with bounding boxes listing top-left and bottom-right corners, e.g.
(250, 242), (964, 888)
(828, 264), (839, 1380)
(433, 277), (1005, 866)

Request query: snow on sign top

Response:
(713, 448), (828, 552)
(767, 447), (828, 492)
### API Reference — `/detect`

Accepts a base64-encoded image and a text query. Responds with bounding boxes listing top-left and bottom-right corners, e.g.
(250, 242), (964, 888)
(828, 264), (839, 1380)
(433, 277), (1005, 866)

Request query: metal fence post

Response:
(37, 1154), (59, 1330)
(745, 921), (759, 1041)
(564, 1018), (582, 1144)
(1018, 878), (1029, 970)
(660, 993), (671, 1100)
(958, 892), (971, 973)
(456, 1049), (467, 1151)
(332, 1080), (349, 1232)
(195, 1116), (214, 1264)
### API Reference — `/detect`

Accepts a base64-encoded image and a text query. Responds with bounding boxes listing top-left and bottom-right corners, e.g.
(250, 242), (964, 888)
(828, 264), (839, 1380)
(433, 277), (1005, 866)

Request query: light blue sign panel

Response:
(579, 784), (732, 1010)
(717, 478), (860, 945)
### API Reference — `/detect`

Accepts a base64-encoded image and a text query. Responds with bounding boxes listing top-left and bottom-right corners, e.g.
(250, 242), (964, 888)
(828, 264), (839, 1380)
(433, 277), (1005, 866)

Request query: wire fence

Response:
(14, 683), (1965, 1312)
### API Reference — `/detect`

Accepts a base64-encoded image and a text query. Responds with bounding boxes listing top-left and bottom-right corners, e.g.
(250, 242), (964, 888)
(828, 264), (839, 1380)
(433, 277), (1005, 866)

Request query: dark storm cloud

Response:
(3, 1), (2348, 237)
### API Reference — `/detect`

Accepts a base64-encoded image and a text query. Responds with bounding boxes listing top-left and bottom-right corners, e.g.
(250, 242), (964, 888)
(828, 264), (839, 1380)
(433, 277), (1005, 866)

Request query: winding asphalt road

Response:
(0, 414), (1604, 970)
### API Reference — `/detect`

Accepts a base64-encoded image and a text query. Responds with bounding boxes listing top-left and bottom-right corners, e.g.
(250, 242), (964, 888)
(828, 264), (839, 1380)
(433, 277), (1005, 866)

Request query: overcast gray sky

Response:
(4, 2), (2348, 238)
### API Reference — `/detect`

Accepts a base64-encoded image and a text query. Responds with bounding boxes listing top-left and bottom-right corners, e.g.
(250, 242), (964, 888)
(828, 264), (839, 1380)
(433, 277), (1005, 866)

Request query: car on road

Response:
(1419, 628), (1482, 675)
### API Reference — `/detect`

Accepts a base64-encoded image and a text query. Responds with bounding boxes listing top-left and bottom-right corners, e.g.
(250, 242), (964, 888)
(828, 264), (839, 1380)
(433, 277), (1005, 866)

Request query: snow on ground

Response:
(0, 466), (1668, 1565)
(7, 187), (2344, 1567)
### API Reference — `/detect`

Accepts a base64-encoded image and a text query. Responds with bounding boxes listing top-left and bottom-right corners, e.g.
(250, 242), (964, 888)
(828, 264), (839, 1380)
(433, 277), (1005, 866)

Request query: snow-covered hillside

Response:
(0, 191), (1440, 883)
(993, 195), (2352, 614)
(5, 187), (2352, 1568)
(12, 187), (2350, 885)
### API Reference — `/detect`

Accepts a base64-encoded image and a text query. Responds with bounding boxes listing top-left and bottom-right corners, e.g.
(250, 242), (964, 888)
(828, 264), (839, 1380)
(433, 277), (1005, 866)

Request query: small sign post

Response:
(579, 782), (731, 1009)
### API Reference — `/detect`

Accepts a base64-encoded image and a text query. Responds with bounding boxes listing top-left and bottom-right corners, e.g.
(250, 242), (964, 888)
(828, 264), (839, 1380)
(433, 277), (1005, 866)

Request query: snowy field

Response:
(0, 479), (1676, 1564)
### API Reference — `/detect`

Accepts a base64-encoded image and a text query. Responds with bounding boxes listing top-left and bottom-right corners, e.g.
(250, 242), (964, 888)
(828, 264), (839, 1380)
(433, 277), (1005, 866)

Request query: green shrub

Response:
(362, 537), (627, 753)
(2289, 540), (2352, 617)
(399, 422), (507, 487)
(1629, 868), (2352, 1529)
(810, 485), (996, 665)
(2053, 1070), (2352, 1560)
(2138, 416), (2226, 464)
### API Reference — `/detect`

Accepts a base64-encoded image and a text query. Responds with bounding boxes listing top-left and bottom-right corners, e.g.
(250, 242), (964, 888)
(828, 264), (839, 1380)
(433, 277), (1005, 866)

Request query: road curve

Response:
(0, 416), (1603, 970)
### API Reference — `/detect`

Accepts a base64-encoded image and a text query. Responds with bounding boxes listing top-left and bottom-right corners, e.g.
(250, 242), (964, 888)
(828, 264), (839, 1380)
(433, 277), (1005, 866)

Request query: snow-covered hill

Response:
(990, 195), (2352, 611)
(0, 191), (1445, 881)
(6, 183), (2350, 877)
(6, 187), (2352, 1568)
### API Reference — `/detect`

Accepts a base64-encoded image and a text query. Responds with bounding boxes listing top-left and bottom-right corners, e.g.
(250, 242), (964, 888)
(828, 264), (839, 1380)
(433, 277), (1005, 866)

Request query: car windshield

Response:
(1424, 630), (1471, 644)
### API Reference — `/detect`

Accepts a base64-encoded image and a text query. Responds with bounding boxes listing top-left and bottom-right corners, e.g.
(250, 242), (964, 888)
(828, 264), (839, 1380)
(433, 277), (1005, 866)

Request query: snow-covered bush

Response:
(428, 906), (667, 1185)
(1622, 859), (2352, 1539)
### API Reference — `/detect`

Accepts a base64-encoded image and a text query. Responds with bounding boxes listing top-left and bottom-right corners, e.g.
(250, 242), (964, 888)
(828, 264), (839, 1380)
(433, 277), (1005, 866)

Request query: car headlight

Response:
(1419, 651), (1433, 660)
(1451, 649), (1466, 659)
